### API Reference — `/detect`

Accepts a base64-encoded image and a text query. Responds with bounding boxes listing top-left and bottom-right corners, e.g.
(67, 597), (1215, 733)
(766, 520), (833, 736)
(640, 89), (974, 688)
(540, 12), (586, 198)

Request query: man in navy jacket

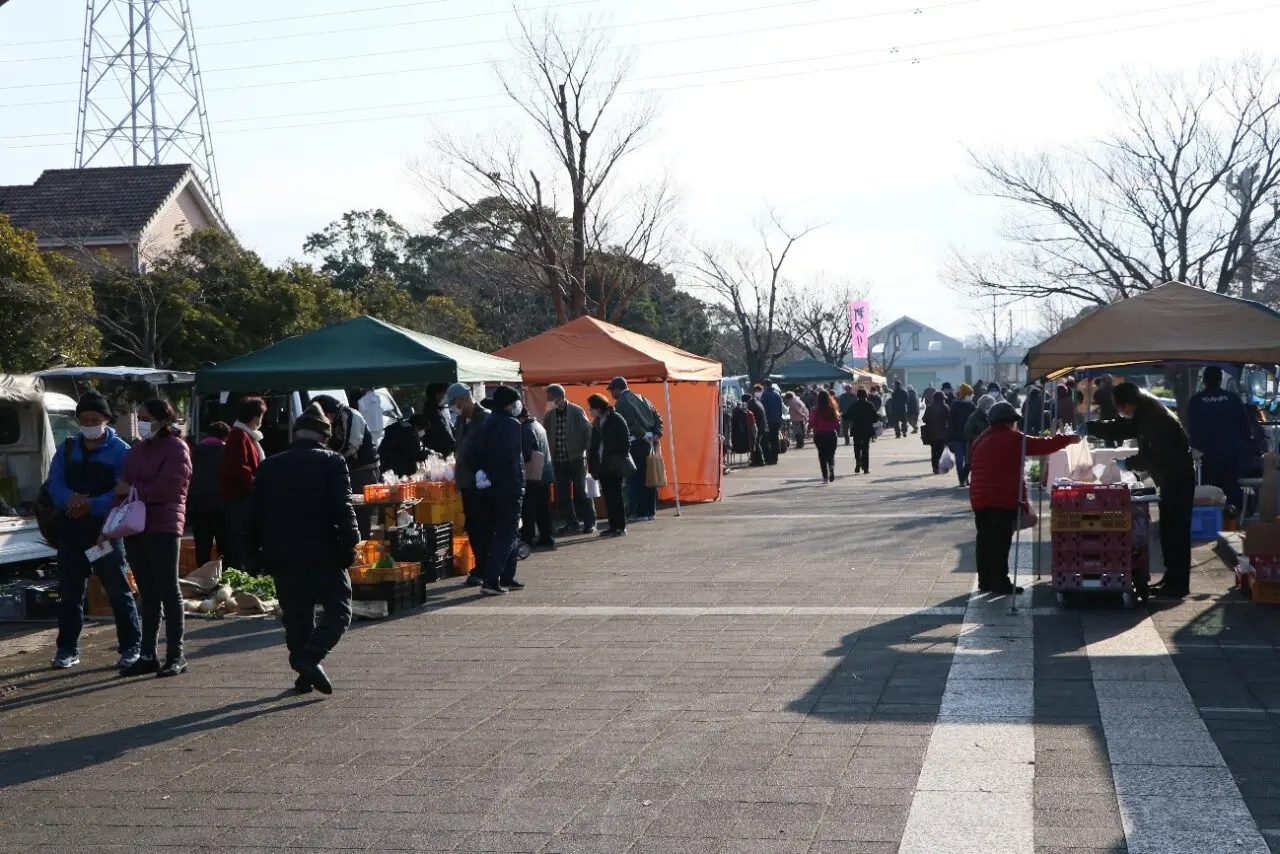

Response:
(468, 386), (526, 596)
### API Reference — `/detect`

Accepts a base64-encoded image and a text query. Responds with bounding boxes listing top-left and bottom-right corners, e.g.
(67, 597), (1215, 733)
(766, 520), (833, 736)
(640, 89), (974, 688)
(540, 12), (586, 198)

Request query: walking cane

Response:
(1011, 418), (1029, 616)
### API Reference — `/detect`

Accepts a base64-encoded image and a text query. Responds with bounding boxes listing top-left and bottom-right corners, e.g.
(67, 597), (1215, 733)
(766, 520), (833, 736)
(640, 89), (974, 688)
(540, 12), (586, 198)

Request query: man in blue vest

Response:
(1188, 366), (1252, 510)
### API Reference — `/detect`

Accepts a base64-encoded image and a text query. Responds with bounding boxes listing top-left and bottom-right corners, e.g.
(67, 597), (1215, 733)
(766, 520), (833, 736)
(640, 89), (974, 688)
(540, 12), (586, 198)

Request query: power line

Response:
(1, 0), (1275, 149)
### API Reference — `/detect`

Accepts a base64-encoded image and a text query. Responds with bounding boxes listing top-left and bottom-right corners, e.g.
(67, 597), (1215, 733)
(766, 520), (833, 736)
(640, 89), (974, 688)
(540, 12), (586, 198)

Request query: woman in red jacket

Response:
(808, 390), (842, 483)
(969, 401), (1078, 594)
(220, 397), (267, 573)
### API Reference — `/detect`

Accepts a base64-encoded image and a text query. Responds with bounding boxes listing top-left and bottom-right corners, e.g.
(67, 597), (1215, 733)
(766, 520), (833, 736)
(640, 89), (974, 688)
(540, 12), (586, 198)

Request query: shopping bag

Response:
(524, 450), (545, 481)
(101, 487), (146, 539)
(1016, 504), (1038, 531)
(938, 447), (955, 474)
(585, 476), (601, 500)
(1064, 438), (1095, 481)
(646, 445), (668, 489)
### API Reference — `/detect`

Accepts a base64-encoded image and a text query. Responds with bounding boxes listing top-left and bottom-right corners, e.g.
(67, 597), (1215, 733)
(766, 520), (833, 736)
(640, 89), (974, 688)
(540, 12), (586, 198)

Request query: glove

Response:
(644, 432), (655, 442)
(475, 470), (492, 490)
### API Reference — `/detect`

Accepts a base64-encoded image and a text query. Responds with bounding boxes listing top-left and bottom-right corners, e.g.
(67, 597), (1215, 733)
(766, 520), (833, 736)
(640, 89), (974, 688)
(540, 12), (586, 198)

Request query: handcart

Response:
(1050, 483), (1157, 608)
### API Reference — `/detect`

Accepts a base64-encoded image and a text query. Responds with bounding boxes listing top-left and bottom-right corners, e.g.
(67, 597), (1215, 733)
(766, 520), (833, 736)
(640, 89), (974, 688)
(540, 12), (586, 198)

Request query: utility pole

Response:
(75, 0), (222, 211)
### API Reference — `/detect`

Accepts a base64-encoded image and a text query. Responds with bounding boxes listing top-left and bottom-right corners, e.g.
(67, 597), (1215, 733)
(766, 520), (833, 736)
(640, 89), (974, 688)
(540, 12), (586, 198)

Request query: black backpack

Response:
(35, 438), (76, 547)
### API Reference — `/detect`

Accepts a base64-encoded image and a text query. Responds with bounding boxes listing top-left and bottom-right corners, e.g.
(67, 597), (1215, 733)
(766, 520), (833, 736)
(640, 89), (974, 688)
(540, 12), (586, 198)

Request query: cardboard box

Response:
(1243, 521), (1280, 556)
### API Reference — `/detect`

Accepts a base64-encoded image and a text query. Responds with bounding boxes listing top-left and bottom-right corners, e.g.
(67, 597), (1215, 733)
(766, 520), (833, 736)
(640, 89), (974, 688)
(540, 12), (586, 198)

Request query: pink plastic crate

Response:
(1052, 550), (1130, 574)
(1132, 504), (1151, 543)
(1052, 569), (1132, 591)
(1250, 554), (1280, 583)
(1052, 530), (1132, 553)
(1051, 484), (1132, 513)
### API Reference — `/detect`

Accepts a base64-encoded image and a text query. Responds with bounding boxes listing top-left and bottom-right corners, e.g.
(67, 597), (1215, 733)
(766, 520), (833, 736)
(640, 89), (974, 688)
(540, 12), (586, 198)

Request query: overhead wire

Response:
(2, 0), (1275, 150)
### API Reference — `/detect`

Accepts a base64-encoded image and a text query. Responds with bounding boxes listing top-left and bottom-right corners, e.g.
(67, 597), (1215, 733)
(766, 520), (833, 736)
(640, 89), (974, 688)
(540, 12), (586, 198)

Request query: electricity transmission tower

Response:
(75, 0), (222, 211)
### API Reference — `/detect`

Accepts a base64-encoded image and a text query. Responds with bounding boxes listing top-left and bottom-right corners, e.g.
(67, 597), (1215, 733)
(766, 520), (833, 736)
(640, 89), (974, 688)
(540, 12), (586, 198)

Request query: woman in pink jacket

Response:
(808, 390), (842, 483)
(118, 399), (193, 678)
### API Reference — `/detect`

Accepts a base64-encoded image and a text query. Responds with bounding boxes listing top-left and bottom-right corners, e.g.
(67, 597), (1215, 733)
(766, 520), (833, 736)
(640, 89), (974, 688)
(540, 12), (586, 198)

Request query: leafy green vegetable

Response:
(221, 568), (276, 600)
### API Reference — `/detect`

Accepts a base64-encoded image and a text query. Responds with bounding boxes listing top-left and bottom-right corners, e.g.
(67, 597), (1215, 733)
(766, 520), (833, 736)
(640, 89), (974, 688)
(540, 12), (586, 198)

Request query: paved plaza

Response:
(2, 438), (1280, 854)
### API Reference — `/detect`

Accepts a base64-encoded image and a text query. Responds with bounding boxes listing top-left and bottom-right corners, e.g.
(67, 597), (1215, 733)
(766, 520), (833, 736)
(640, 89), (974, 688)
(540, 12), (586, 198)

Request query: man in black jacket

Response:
(467, 386), (526, 596)
(837, 384), (858, 445)
(1087, 383), (1195, 599)
(848, 389), (880, 475)
(249, 403), (360, 695)
(890, 381), (909, 439)
(379, 413), (430, 477)
(421, 383), (456, 457)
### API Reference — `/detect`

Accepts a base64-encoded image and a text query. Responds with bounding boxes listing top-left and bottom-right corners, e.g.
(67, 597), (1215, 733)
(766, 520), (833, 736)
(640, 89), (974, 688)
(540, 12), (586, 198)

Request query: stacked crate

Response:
(350, 561), (420, 614)
(1051, 484), (1133, 592)
(420, 523), (454, 589)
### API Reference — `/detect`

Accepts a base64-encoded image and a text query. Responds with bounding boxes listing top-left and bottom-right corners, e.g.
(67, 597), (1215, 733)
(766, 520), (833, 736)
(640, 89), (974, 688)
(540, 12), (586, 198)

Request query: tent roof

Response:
(771, 358), (854, 384)
(848, 366), (888, 386)
(37, 366), (194, 385)
(195, 315), (522, 393)
(1025, 283), (1280, 380)
(495, 316), (722, 384)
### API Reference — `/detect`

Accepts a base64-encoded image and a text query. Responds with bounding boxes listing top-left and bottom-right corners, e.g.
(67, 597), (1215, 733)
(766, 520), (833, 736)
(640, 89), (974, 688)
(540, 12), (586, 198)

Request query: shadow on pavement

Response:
(0, 694), (319, 790)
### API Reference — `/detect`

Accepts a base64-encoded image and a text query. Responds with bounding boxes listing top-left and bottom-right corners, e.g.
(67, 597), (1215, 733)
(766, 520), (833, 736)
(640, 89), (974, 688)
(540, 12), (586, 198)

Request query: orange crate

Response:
(423, 481), (445, 501)
(1251, 580), (1280, 604)
(87, 570), (139, 617)
(363, 483), (393, 503)
(390, 483), (416, 502)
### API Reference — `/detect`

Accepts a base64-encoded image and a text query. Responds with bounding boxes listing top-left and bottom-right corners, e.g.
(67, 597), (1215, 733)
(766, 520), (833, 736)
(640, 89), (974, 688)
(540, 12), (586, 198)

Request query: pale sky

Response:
(4, 0), (1280, 341)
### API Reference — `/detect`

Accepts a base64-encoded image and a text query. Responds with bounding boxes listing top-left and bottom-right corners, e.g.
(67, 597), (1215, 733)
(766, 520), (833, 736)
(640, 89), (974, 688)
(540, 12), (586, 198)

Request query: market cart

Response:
(1050, 483), (1158, 608)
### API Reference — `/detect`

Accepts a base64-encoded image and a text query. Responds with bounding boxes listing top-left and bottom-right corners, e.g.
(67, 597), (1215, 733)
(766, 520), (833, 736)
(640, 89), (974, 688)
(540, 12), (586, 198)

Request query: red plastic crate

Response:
(1051, 510), (1131, 532)
(1052, 569), (1132, 591)
(1051, 484), (1132, 513)
(1052, 530), (1132, 553)
(1052, 550), (1130, 574)
(1250, 554), (1280, 583)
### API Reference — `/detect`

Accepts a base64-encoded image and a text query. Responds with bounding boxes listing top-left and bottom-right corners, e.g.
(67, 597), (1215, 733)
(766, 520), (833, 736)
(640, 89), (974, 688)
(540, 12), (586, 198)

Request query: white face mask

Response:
(511, 400), (523, 417)
(449, 405), (461, 420)
(136, 421), (154, 440)
(80, 424), (106, 441)
(590, 410), (602, 420)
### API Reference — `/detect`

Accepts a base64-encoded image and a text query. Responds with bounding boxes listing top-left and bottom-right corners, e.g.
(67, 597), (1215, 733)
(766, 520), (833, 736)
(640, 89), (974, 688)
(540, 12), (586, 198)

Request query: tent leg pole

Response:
(663, 380), (682, 517)
(1010, 417), (1030, 616)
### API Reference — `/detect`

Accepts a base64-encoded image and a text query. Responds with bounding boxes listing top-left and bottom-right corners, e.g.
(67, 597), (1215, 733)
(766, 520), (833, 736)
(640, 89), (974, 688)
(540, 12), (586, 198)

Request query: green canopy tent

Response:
(771, 358), (855, 385)
(195, 315), (522, 393)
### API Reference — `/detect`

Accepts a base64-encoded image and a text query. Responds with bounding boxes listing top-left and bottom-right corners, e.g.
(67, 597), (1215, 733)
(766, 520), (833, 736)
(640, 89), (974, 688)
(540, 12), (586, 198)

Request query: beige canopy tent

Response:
(1025, 282), (1280, 380)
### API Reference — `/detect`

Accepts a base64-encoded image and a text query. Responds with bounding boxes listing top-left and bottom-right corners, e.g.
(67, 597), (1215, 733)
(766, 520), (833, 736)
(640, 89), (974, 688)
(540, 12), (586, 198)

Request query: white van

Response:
(0, 375), (75, 568)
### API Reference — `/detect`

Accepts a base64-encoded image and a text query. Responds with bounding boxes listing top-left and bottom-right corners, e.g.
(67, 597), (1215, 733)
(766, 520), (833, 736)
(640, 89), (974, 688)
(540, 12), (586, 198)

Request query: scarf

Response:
(234, 421), (266, 463)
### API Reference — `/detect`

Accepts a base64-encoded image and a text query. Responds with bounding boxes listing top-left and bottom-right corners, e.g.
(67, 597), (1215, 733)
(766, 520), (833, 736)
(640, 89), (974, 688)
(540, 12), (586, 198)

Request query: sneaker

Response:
(598, 527), (616, 537)
(465, 574), (483, 587)
(557, 524), (582, 536)
(503, 580), (526, 591)
(51, 650), (79, 670)
(117, 651), (140, 669)
(294, 674), (314, 695)
(120, 656), (159, 677)
(157, 657), (188, 678)
(607, 529), (628, 538)
(580, 525), (597, 535)
(480, 582), (506, 596)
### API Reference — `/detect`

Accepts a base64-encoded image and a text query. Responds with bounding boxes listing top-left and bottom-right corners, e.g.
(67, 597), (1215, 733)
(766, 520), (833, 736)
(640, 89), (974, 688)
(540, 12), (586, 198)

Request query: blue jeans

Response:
(627, 439), (656, 518)
(57, 537), (140, 657)
(948, 440), (970, 485)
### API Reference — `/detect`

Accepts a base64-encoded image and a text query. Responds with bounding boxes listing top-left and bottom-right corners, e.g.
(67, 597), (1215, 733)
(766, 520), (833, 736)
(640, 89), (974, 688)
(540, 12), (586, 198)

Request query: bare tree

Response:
(950, 58), (1280, 306)
(785, 275), (868, 367)
(971, 296), (1017, 385)
(868, 318), (909, 378)
(417, 8), (667, 324)
(689, 210), (817, 383)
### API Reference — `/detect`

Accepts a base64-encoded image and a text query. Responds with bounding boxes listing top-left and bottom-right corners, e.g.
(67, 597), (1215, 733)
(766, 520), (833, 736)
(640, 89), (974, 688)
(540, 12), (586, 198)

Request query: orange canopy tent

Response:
(496, 317), (724, 508)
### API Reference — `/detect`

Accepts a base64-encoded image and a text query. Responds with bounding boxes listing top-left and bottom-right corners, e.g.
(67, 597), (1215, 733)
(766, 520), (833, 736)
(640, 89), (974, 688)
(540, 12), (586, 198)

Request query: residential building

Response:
(863, 315), (1028, 390)
(0, 164), (227, 272)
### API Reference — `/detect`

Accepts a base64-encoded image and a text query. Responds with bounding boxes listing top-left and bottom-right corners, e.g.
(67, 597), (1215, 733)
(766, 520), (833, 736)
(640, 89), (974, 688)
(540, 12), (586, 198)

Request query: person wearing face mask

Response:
(313, 395), (380, 540)
(421, 383), (456, 458)
(379, 412), (431, 478)
(188, 421), (230, 567)
(118, 399), (193, 678)
(466, 386), (526, 595)
(447, 384), (492, 587)
(541, 384), (595, 535)
(587, 393), (631, 537)
(607, 378), (663, 521)
(1087, 382), (1196, 599)
(46, 392), (142, 671)
(518, 403), (556, 551)
(221, 396), (268, 574)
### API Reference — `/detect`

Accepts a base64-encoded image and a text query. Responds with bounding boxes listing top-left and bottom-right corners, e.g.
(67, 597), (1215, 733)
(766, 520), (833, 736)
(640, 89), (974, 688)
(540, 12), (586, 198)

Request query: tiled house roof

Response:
(0, 164), (194, 238)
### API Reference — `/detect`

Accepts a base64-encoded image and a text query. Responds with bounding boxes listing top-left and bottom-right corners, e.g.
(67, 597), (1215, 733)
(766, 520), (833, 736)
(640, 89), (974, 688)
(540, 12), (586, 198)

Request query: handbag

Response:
(525, 450), (546, 481)
(102, 487), (146, 539)
(646, 444), (668, 488)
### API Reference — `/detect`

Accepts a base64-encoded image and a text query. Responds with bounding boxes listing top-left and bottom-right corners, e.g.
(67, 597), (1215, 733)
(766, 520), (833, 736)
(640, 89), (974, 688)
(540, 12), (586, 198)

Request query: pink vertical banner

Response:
(850, 301), (870, 361)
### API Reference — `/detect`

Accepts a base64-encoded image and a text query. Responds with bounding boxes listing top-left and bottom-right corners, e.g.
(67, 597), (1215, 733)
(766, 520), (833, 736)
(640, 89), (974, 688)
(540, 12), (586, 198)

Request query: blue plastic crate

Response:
(1190, 505), (1224, 541)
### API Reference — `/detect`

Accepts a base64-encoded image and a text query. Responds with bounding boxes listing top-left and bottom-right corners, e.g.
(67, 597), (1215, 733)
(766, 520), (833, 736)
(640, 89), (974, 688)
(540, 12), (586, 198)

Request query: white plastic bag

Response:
(585, 475), (601, 500)
(1065, 438), (1096, 481)
(939, 447), (955, 474)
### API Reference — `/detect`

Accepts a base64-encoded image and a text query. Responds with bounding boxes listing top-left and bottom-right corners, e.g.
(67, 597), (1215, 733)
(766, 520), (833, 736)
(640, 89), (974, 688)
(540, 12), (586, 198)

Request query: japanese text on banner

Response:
(850, 301), (870, 361)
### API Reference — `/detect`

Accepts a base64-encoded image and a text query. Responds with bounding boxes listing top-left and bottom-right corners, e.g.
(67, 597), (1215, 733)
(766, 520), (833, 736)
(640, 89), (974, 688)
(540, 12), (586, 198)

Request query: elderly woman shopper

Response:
(119, 399), (193, 678)
(969, 401), (1079, 594)
(965, 394), (996, 455)
(588, 393), (633, 537)
(948, 383), (977, 487)
(921, 391), (950, 474)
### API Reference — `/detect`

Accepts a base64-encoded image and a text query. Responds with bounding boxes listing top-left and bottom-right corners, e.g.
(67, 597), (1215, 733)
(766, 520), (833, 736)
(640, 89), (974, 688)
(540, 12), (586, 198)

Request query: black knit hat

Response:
(294, 402), (332, 439)
(491, 386), (520, 410)
(75, 391), (112, 420)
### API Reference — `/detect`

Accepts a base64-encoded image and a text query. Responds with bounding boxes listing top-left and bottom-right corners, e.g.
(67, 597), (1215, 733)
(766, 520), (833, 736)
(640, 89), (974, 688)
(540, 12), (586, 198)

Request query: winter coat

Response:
(760, 388), (784, 424)
(730, 406), (753, 453)
(453, 407), (490, 490)
(1188, 387), (1252, 468)
(787, 397), (809, 425)
(469, 410), (525, 498)
(1054, 393), (1076, 428)
(948, 399), (976, 443)
(890, 387), (908, 417)
(745, 397), (768, 437)
(809, 404), (841, 434)
(220, 425), (261, 502)
(848, 399), (880, 438)
(379, 419), (427, 478)
(121, 432), (192, 536)
(46, 428), (129, 545)
(907, 388), (920, 416)
(921, 399), (950, 444)
(613, 389), (663, 440)
(521, 418), (555, 485)
(1022, 389), (1046, 434)
(248, 438), (360, 573)
(969, 425), (1075, 512)
(189, 438), (226, 515)
(1088, 395), (1193, 488)
(423, 405), (455, 458)
(1094, 382), (1118, 420)
(542, 401), (592, 461)
(589, 409), (632, 480)
(964, 409), (990, 452)
(837, 391), (858, 420)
